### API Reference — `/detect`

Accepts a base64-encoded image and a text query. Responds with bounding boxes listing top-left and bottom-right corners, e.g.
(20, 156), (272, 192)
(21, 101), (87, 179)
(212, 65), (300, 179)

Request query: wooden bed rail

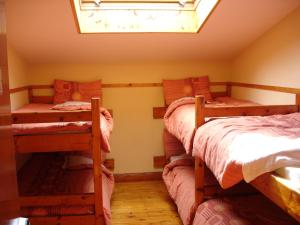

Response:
(12, 111), (92, 124)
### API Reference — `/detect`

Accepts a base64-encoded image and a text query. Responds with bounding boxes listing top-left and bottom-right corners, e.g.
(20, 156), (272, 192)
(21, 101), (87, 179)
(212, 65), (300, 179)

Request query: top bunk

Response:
(11, 79), (113, 154)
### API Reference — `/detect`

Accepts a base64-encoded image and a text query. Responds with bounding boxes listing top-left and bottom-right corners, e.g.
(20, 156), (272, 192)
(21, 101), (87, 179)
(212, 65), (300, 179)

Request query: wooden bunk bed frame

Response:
(153, 81), (300, 223)
(11, 83), (114, 225)
(13, 98), (107, 225)
(194, 95), (300, 222)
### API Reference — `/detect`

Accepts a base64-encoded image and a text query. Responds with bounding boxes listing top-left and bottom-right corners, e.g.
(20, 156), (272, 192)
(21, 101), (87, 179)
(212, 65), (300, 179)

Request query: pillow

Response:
(163, 78), (193, 105)
(53, 79), (102, 104)
(53, 79), (74, 104)
(191, 76), (213, 102)
(51, 101), (91, 111)
(73, 80), (102, 103)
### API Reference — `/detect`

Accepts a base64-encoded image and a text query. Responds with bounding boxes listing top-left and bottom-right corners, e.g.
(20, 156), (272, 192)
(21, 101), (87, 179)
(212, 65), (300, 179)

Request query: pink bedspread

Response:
(193, 195), (298, 225)
(13, 103), (113, 152)
(193, 112), (300, 189)
(164, 97), (258, 153)
(163, 158), (195, 225)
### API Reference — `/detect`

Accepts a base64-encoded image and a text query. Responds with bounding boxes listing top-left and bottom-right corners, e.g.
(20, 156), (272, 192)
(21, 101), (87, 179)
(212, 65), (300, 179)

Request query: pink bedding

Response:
(163, 158), (257, 225)
(193, 195), (298, 225)
(164, 97), (258, 153)
(12, 103), (113, 152)
(18, 154), (114, 225)
(193, 112), (300, 189)
(163, 158), (196, 225)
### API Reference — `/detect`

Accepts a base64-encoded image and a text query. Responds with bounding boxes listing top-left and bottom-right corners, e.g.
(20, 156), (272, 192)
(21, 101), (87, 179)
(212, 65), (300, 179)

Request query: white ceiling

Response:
(6, 0), (300, 64)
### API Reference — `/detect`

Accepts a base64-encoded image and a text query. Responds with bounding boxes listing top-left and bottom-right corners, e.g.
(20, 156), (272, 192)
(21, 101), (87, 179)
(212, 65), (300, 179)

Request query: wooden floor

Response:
(111, 181), (183, 225)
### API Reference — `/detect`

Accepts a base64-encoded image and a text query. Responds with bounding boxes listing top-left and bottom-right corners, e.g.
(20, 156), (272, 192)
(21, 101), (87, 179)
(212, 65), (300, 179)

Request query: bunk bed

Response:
(193, 95), (300, 222)
(11, 81), (114, 225)
(153, 78), (300, 224)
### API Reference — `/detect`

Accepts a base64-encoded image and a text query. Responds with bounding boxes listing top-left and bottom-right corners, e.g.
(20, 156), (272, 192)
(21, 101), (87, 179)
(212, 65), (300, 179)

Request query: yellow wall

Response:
(231, 7), (300, 105)
(28, 61), (231, 173)
(8, 45), (29, 110)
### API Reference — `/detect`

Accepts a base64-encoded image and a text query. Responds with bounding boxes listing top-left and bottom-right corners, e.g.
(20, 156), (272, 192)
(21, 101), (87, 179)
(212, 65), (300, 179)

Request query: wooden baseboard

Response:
(115, 172), (162, 182)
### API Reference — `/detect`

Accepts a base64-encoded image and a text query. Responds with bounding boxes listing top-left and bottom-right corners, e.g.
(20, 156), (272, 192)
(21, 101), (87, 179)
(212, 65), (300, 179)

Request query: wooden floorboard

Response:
(111, 181), (182, 225)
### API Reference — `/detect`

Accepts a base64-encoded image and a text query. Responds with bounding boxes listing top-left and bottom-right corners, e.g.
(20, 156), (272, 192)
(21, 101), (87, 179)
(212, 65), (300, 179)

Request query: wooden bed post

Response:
(194, 95), (206, 207)
(91, 98), (104, 225)
(226, 82), (232, 97)
(296, 94), (300, 111)
(28, 86), (33, 103)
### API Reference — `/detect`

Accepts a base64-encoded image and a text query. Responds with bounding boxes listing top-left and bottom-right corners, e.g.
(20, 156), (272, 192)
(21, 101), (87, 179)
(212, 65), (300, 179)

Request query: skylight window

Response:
(71, 0), (219, 33)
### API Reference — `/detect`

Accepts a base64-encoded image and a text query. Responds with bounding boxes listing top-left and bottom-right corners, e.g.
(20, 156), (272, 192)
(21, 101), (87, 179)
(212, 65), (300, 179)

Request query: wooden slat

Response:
(153, 155), (168, 168)
(102, 83), (162, 88)
(104, 158), (115, 170)
(296, 94), (300, 105)
(28, 215), (98, 225)
(91, 98), (104, 223)
(203, 105), (298, 117)
(9, 86), (28, 94)
(12, 111), (91, 124)
(251, 173), (300, 222)
(15, 133), (91, 153)
(115, 172), (162, 182)
(20, 194), (95, 207)
(230, 82), (300, 94)
(29, 85), (53, 90)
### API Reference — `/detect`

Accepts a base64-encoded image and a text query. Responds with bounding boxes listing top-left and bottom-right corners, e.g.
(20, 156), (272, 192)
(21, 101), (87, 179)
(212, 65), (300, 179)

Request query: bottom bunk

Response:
(162, 156), (256, 225)
(193, 194), (298, 225)
(17, 153), (114, 225)
(163, 156), (299, 225)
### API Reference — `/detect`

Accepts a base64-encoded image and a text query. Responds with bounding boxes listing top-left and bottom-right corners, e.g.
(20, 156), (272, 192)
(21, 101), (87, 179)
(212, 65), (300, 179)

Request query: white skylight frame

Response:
(71, 0), (220, 33)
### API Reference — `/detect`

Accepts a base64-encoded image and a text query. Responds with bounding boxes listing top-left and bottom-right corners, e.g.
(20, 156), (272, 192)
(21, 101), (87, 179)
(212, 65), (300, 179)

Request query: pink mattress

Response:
(162, 158), (255, 225)
(193, 112), (300, 188)
(164, 97), (258, 153)
(12, 103), (113, 152)
(18, 153), (114, 225)
(193, 195), (298, 225)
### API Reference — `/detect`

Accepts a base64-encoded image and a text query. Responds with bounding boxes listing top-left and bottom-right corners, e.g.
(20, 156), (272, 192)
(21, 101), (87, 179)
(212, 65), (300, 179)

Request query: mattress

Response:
(275, 167), (300, 187)
(18, 153), (114, 225)
(193, 194), (299, 225)
(164, 97), (259, 153)
(162, 157), (256, 225)
(12, 103), (113, 152)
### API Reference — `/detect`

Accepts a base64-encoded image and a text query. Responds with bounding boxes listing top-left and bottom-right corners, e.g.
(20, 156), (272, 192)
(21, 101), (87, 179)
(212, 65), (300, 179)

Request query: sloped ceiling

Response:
(6, 0), (300, 63)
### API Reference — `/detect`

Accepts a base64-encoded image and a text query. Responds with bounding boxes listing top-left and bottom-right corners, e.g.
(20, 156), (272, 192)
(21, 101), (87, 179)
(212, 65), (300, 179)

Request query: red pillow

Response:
(72, 80), (102, 103)
(53, 79), (102, 104)
(163, 78), (193, 105)
(191, 76), (213, 102)
(53, 79), (74, 104)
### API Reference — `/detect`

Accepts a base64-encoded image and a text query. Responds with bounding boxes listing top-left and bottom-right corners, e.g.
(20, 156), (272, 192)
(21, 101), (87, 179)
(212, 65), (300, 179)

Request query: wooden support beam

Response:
(12, 111), (92, 124)
(20, 194), (95, 207)
(15, 133), (92, 153)
(91, 98), (104, 223)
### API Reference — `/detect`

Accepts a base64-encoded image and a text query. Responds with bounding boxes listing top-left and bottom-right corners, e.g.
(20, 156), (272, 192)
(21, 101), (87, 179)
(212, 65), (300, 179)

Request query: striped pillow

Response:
(163, 78), (193, 105)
